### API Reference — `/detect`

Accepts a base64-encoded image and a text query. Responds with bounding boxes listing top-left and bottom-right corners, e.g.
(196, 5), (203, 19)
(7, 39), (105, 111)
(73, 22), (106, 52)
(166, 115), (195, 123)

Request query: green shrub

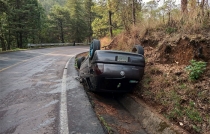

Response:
(185, 59), (207, 80)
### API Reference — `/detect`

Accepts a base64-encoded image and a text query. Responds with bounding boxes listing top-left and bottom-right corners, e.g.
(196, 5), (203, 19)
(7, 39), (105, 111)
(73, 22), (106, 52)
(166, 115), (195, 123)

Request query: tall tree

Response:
(84, 0), (94, 42)
(0, 0), (8, 13)
(118, 0), (142, 30)
(132, 0), (142, 26)
(144, 0), (159, 19)
(0, 0), (8, 50)
(48, 5), (71, 43)
(6, 0), (42, 48)
(160, 0), (177, 25)
(107, 0), (115, 38)
(181, 0), (188, 14)
(92, 0), (128, 37)
(67, 0), (88, 42)
(38, 0), (67, 14)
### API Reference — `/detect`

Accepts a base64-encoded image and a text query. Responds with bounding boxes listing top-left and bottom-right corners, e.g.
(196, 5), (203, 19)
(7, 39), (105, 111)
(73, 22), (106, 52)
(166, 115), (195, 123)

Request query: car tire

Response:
(132, 45), (144, 55)
(90, 39), (100, 60)
(77, 57), (85, 69)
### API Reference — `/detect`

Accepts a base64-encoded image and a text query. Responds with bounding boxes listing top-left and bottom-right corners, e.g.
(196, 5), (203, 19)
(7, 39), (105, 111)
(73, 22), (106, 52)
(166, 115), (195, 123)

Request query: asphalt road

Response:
(0, 46), (104, 134)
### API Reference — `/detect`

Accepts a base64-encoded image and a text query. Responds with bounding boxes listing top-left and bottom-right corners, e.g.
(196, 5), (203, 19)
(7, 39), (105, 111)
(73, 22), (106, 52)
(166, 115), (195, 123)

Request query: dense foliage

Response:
(0, 0), (42, 50)
(0, 0), (210, 50)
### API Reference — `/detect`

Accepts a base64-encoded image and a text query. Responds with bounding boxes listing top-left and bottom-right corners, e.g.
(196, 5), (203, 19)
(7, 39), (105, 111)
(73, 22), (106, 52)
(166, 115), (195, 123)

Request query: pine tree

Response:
(67, 0), (88, 42)
(0, 0), (8, 13)
(38, 0), (67, 14)
(84, 0), (94, 42)
(6, 0), (42, 48)
(48, 5), (71, 43)
(0, 0), (8, 50)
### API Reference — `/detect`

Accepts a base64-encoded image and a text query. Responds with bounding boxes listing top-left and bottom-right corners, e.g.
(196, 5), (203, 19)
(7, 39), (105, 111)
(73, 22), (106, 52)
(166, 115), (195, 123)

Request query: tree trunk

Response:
(7, 30), (10, 50)
(0, 34), (6, 51)
(20, 32), (23, 48)
(88, 13), (92, 43)
(168, 12), (171, 25)
(16, 0), (22, 48)
(132, 0), (136, 26)
(16, 32), (20, 48)
(163, 13), (165, 23)
(60, 21), (64, 43)
(207, 0), (209, 17)
(108, 10), (113, 38)
(200, 0), (205, 16)
(181, 0), (188, 14)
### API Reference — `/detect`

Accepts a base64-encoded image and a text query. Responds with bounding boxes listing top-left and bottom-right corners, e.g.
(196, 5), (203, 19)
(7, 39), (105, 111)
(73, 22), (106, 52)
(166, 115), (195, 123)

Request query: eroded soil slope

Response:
(109, 31), (210, 134)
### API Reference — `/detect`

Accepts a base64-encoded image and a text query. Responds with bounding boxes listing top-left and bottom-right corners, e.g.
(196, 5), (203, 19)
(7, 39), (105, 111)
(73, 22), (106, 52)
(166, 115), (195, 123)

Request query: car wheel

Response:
(90, 39), (100, 60)
(132, 45), (144, 55)
(77, 57), (85, 69)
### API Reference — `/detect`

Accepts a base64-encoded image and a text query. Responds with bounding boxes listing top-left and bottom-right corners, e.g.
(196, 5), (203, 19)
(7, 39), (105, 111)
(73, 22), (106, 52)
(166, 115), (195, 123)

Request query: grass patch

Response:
(75, 58), (78, 69)
(186, 108), (202, 122)
(192, 125), (201, 133)
(170, 91), (181, 105)
(167, 90), (183, 119)
(185, 101), (202, 123)
(168, 107), (183, 119)
(98, 115), (113, 134)
(12, 48), (27, 51)
(0, 48), (27, 53)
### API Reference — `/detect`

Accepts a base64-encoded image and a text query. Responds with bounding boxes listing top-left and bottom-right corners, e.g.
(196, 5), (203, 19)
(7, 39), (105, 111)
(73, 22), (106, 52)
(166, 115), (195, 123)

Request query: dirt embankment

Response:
(108, 31), (210, 134)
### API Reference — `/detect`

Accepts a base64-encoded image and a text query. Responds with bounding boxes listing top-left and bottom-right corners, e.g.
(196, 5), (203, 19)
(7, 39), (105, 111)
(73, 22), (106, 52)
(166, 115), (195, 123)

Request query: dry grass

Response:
(109, 8), (210, 52)
(100, 37), (112, 49)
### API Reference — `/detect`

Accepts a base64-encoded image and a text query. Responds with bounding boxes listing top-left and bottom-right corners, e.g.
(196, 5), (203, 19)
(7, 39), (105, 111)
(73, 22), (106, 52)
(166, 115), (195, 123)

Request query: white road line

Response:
(60, 57), (73, 134)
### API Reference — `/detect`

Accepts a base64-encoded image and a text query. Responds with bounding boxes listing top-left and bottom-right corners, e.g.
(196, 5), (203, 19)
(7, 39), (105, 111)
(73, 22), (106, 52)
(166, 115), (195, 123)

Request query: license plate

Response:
(117, 55), (128, 62)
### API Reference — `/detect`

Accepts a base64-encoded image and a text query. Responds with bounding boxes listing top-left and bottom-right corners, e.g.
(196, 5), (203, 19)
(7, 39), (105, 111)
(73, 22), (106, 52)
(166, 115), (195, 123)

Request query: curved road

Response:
(0, 46), (104, 134)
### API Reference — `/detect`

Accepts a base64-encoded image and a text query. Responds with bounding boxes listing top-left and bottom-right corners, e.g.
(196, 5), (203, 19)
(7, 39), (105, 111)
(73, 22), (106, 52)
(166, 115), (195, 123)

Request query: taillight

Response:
(94, 63), (104, 75)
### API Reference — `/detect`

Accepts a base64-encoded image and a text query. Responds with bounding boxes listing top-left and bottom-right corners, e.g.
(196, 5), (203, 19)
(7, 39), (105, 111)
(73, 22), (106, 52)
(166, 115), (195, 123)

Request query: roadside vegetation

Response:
(103, 1), (210, 133)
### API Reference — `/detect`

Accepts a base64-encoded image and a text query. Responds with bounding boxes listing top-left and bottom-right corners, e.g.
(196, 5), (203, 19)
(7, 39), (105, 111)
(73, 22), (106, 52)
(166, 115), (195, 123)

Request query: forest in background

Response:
(0, 0), (210, 51)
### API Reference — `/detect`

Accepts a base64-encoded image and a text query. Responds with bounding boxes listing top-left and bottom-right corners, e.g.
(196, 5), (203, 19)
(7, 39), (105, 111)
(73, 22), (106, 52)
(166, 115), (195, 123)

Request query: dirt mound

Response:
(158, 37), (210, 65)
(109, 31), (210, 65)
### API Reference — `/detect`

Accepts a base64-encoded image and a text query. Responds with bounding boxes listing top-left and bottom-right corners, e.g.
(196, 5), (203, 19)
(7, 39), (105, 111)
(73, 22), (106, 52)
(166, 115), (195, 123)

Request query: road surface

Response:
(0, 46), (104, 134)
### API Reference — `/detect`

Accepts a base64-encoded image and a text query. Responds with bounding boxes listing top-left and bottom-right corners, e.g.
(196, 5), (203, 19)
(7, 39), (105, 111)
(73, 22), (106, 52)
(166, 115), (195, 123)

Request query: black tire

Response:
(132, 45), (144, 55)
(90, 39), (100, 60)
(77, 57), (85, 69)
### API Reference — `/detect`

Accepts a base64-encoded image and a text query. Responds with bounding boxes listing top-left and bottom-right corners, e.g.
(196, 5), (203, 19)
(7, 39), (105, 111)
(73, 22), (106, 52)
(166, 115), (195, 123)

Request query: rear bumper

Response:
(102, 64), (144, 80)
(90, 64), (144, 92)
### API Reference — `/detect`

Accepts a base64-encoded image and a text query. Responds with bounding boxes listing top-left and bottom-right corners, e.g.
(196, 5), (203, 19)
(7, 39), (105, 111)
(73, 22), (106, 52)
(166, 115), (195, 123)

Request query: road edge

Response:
(59, 57), (72, 134)
(74, 53), (110, 134)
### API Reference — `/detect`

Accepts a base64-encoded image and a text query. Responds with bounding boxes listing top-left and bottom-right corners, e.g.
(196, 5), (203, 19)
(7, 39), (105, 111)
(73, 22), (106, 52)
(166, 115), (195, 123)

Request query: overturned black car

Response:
(77, 39), (145, 92)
